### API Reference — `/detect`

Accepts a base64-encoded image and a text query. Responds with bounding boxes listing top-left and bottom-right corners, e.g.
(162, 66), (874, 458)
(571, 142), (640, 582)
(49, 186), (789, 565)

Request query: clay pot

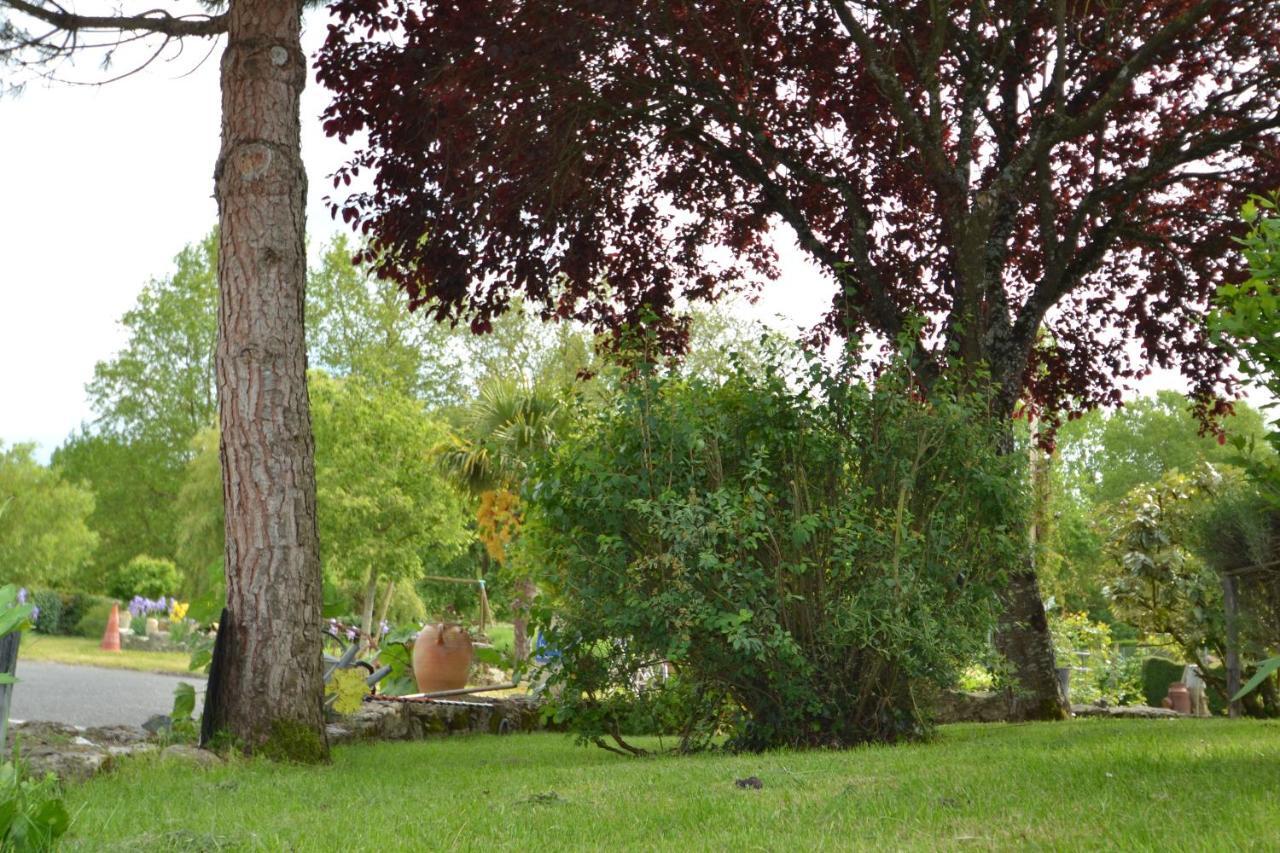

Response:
(117, 611), (133, 632)
(1167, 681), (1191, 715)
(412, 623), (474, 693)
(145, 617), (160, 637)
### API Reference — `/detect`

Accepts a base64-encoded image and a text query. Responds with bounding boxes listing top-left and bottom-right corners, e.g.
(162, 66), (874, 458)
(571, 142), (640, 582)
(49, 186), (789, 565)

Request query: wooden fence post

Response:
(0, 632), (20, 754)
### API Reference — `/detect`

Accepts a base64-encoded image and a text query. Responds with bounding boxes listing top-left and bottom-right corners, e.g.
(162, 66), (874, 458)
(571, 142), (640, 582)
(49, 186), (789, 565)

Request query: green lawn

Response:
(17, 634), (191, 675)
(479, 621), (515, 658)
(63, 719), (1280, 850)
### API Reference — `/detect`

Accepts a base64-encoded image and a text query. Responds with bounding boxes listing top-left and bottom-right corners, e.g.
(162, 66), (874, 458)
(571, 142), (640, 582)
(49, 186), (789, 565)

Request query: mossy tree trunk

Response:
(211, 0), (326, 758)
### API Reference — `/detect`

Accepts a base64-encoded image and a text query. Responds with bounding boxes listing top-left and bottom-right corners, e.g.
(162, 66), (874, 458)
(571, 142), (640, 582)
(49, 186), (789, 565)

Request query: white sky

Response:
(0, 8), (1200, 463)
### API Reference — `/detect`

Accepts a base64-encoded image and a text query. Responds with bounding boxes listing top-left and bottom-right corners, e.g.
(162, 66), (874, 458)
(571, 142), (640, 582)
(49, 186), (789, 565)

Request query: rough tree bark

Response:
(211, 0), (326, 756)
(995, 573), (1066, 720)
(991, 360), (1067, 722)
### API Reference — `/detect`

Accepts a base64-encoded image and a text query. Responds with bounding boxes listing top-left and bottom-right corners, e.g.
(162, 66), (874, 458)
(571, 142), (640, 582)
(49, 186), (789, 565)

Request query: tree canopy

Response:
(0, 442), (97, 588)
(1056, 390), (1270, 506)
(1039, 392), (1270, 617)
(310, 373), (471, 627)
(317, 0), (1280, 420)
(52, 231), (219, 585)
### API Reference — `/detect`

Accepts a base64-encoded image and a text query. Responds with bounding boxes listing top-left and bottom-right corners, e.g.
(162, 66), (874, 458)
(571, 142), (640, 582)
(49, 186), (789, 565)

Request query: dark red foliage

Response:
(316, 0), (1280, 418)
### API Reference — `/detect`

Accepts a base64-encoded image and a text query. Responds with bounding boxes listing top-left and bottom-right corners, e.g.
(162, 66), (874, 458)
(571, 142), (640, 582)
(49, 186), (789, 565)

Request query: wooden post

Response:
(1222, 573), (1242, 718)
(0, 632), (19, 753)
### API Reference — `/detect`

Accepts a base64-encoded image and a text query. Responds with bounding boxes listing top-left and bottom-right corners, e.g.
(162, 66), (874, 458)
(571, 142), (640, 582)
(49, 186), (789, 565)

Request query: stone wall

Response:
(6, 696), (548, 783)
(326, 696), (545, 746)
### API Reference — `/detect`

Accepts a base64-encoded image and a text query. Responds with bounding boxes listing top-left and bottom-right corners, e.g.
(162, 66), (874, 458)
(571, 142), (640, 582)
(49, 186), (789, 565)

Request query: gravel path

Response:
(7, 661), (205, 728)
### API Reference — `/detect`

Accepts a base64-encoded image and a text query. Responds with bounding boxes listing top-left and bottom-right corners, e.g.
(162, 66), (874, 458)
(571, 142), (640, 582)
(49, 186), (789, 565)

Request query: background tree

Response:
(1039, 392), (1270, 619)
(441, 377), (568, 660)
(52, 431), (179, 591)
(309, 236), (468, 407)
(317, 0), (1280, 719)
(87, 231), (219, 452)
(310, 374), (470, 642)
(1103, 465), (1279, 715)
(1212, 194), (1280, 490)
(1056, 391), (1270, 507)
(0, 442), (97, 588)
(52, 231), (218, 588)
(1, 0), (326, 755)
(174, 428), (226, 620)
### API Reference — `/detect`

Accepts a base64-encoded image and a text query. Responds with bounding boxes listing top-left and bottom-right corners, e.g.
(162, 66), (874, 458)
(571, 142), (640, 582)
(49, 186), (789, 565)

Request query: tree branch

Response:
(2, 0), (226, 38)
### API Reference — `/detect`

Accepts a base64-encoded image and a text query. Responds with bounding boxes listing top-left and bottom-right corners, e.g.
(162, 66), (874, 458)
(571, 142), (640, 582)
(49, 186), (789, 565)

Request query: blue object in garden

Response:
(534, 630), (561, 664)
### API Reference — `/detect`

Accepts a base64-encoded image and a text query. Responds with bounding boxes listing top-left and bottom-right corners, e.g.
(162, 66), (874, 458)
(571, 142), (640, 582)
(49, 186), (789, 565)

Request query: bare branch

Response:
(2, 1), (225, 38)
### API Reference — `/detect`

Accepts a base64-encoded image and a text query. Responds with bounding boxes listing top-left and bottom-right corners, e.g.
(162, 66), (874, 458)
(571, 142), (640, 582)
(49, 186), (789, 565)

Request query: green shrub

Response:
(30, 591), (62, 635)
(1141, 657), (1185, 707)
(529, 345), (1026, 752)
(1049, 611), (1144, 706)
(58, 593), (114, 637)
(74, 599), (118, 639)
(108, 555), (181, 601)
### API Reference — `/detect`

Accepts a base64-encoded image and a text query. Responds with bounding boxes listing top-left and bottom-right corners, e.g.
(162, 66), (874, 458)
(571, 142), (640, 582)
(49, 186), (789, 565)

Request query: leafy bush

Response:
(0, 760), (68, 851)
(29, 591), (61, 635)
(529, 347), (1025, 752)
(1141, 657), (1185, 707)
(74, 599), (118, 639)
(1049, 611), (1143, 705)
(1105, 467), (1279, 714)
(58, 593), (114, 637)
(108, 555), (180, 601)
(0, 588), (65, 851)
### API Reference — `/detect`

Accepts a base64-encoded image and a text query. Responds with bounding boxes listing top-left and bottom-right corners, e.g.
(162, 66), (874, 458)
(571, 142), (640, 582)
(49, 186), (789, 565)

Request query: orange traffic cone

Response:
(100, 603), (122, 652)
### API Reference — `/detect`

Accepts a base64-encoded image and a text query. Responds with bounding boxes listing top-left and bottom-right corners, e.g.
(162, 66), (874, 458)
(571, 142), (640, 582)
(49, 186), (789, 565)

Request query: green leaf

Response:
(172, 681), (197, 721)
(188, 648), (212, 673)
(1242, 199), (1259, 222)
(1232, 656), (1280, 702)
(0, 602), (34, 639)
(29, 796), (70, 840)
(0, 673), (15, 685)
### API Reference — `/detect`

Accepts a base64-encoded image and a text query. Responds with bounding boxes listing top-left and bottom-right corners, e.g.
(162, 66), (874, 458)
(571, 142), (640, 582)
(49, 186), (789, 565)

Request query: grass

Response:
(479, 621), (515, 658)
(63, 719), (1280, 850)
(17, 634), (192, 675)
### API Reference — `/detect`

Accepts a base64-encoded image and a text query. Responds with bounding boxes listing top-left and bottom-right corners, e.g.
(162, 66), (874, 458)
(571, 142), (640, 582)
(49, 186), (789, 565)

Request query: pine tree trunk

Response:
(211, 0), (326, 758)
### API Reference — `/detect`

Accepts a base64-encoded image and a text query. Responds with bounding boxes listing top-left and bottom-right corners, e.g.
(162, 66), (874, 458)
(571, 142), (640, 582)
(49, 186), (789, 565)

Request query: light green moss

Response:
(257, 719), (328, 765)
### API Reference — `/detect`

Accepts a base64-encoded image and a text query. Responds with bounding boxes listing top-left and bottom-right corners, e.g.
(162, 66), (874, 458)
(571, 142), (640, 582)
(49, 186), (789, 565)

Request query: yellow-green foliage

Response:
(326, 668), (370, 716)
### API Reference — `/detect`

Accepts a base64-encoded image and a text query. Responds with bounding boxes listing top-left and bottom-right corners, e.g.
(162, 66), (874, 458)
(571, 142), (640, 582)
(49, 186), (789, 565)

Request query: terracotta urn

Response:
(412, 623), (474, 693)
(1167, 681), (1191, 715)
